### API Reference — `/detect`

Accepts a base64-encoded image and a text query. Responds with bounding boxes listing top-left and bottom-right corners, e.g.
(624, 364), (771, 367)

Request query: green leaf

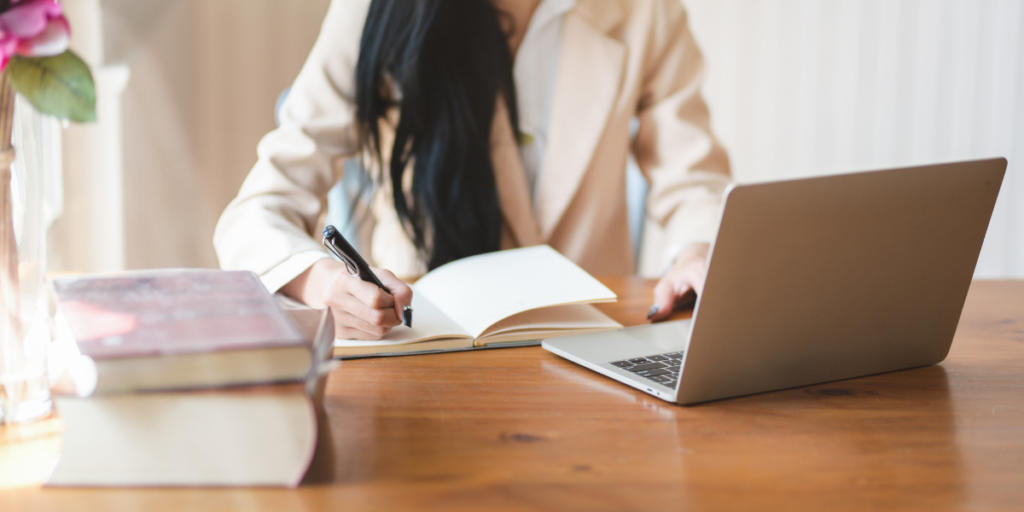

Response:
(7, 51), (97, 123)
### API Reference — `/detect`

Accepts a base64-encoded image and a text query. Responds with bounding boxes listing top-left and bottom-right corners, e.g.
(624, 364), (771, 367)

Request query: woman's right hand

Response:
(282, 258), (414, 340)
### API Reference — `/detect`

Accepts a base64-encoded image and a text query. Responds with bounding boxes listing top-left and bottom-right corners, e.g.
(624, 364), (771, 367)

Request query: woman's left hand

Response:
(648, 242), (710, 322)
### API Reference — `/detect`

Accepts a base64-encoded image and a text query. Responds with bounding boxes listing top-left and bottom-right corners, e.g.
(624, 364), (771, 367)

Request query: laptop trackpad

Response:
(622, 320), (692, 352)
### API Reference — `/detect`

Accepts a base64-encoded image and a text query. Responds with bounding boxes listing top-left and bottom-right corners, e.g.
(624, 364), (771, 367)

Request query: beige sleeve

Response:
(632, 0), (732, 274)
(213, 0), (370, 281)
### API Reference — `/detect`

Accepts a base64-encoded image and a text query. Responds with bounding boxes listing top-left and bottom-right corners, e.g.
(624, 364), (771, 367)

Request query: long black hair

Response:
(355, 0), (519, 270)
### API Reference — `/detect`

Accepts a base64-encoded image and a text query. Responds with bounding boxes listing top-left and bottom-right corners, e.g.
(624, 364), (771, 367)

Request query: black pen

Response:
(322, 225), (413, 328)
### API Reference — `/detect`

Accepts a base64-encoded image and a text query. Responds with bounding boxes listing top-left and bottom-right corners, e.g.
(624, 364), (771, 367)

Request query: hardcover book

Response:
(52, 269), (312, 393)
(47, 307), (336, 488)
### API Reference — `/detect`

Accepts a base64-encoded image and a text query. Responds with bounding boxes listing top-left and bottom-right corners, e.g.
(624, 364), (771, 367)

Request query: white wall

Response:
(56, 0), (1022, 277)
(55, 0), (331, 272)
(683, 0), (1023, 278)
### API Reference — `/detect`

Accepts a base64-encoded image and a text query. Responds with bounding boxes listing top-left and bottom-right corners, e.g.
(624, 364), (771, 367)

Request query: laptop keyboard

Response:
(609, 351), (684, 388)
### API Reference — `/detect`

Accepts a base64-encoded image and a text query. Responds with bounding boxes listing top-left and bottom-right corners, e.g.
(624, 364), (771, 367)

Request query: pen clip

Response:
(322, 237), (360, 277)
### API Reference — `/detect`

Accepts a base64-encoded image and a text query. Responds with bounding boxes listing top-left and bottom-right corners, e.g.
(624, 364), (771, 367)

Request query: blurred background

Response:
(38, 0), (1022, 277)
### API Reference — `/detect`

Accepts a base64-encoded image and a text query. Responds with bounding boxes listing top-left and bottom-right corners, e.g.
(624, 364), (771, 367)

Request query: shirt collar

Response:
(522, 0), (577, 44)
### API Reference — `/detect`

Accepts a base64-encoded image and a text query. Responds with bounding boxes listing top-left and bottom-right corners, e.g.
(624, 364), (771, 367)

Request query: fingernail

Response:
(646, 305), (660, 320)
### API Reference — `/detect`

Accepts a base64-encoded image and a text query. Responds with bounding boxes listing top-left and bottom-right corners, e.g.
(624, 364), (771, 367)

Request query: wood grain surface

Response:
(2, 278), (1022, 511)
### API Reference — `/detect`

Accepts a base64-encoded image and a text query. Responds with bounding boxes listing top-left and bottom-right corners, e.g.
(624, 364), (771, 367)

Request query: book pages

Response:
(415, 246), (617, 337)
(49, 392), (316, 487)
(479, 304), (621, 338)
(333, 291), (470, 347)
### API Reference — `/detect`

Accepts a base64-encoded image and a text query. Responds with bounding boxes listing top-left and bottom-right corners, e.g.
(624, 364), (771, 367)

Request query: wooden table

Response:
(2, 278), (1023, 511)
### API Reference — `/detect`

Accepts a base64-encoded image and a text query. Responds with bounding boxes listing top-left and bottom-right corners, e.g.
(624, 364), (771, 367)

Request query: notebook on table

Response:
(330, 245), (622, 358)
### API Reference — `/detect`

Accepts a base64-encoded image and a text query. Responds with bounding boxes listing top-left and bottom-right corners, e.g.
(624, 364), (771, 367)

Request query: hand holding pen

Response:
(281, 226), (414, 341)
(322, 225), (413, 327)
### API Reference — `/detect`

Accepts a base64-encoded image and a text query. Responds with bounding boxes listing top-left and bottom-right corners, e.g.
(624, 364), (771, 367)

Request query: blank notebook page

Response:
(414, 245), (616, 338)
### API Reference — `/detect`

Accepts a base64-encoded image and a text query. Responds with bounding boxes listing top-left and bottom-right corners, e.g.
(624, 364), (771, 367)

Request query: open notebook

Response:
(330, 245), (621, 358)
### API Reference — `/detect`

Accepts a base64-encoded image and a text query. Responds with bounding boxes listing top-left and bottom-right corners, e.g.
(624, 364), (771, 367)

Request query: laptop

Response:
(542, 158), (1006, 404)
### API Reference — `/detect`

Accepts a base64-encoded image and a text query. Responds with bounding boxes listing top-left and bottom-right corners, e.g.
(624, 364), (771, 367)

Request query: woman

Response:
(214, 0), (731, 340)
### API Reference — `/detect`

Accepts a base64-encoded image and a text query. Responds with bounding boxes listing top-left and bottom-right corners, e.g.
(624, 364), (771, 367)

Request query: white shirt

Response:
(260, 0), (573, 293)
(514, 0), (575, 204)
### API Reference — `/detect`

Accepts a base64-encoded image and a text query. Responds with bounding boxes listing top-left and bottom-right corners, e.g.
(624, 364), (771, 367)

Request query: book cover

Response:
(52, 270), (307, 360)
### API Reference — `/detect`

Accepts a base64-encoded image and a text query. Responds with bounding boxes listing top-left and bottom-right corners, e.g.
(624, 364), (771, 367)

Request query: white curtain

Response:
(684, 0), (1024, 277)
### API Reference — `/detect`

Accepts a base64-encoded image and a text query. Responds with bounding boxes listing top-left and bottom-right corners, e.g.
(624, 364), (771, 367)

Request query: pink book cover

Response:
(52, 270), (307, 360)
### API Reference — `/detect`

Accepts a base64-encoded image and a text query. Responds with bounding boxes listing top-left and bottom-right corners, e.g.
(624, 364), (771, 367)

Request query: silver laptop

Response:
(543, 158), (1006, 404)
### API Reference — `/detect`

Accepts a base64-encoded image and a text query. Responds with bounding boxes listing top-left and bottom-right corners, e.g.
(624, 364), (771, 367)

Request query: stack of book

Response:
(45, 270), (334, 488)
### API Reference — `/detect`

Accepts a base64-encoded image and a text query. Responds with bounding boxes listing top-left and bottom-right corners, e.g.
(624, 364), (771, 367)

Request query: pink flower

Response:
(0, 0), (70, 70)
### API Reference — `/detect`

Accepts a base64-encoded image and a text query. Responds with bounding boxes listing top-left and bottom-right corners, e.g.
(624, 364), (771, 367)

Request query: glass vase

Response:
(0, 74), (55, 425)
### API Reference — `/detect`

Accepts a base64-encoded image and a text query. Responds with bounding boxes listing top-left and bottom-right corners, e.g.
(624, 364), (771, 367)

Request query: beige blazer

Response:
(214, 0), (731, 284)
